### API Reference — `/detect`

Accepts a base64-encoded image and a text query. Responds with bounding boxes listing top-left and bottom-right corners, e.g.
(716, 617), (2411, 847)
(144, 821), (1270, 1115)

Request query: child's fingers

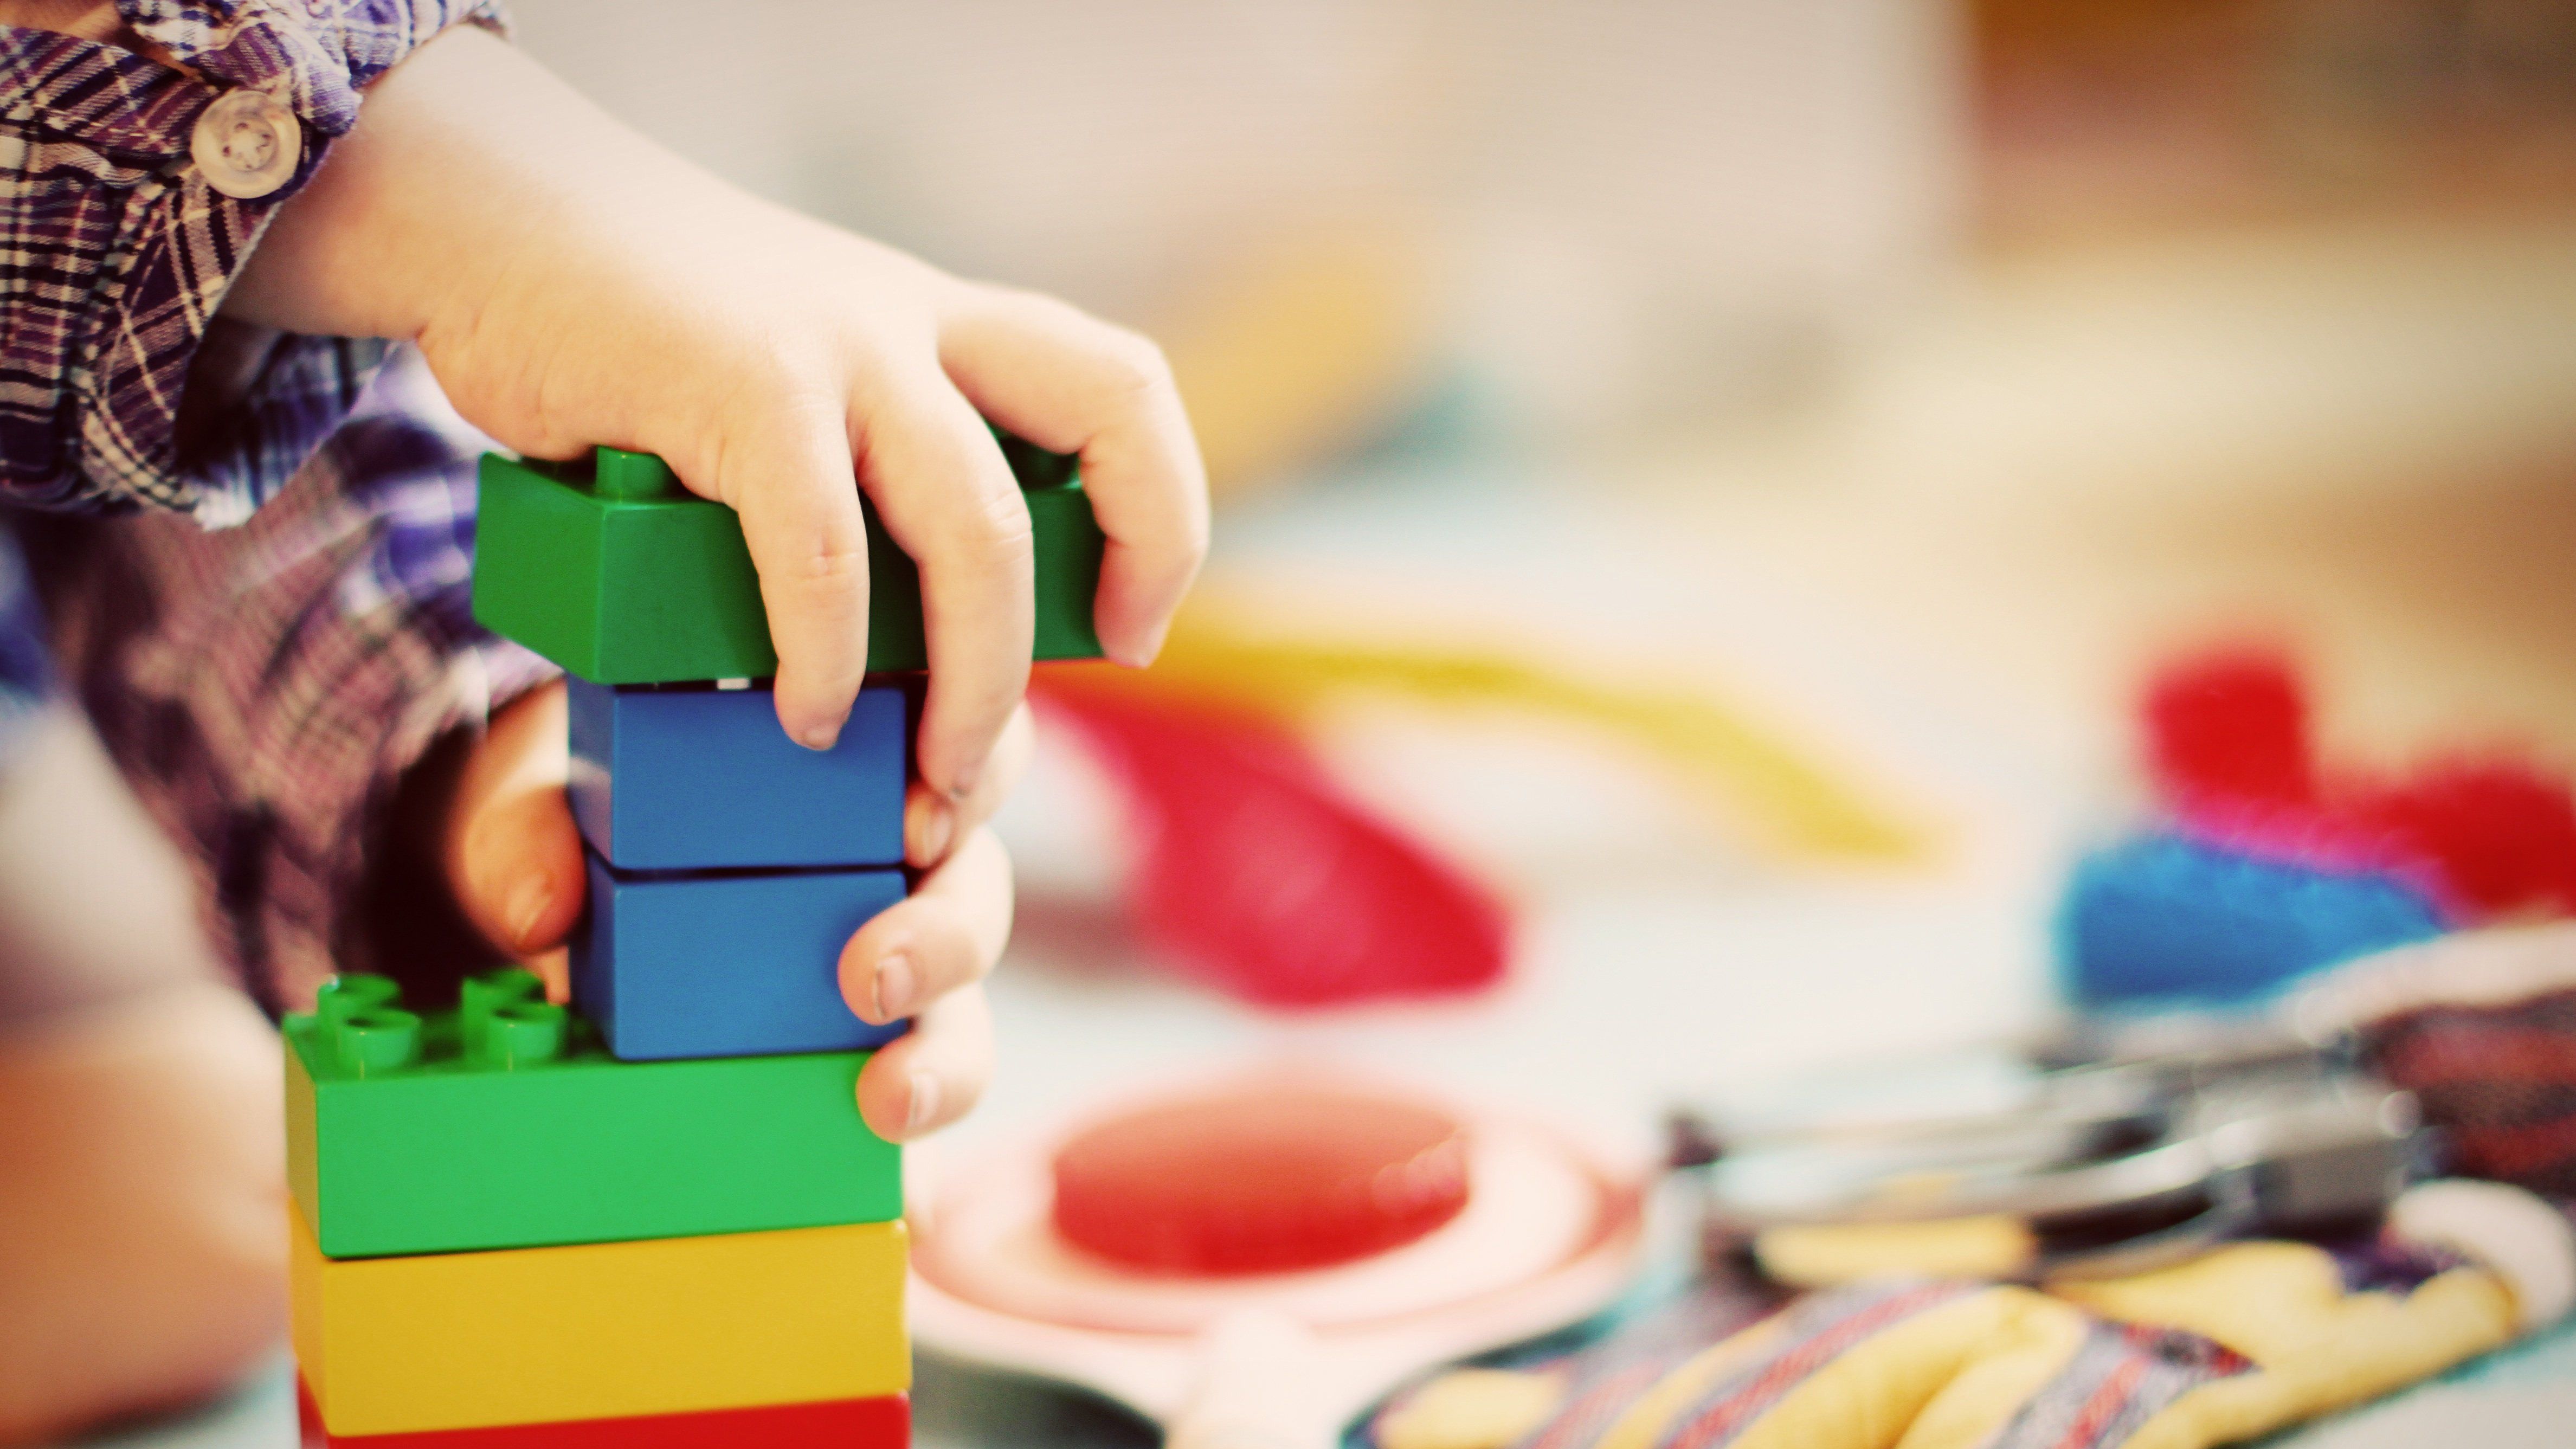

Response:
(937, 286), (1209, 668)
(443, 681), (587, 961)
(521, 947), (571, 1006)
(852, 368), (1034, 798)
(713, 390), (874, 751)
(840, 823), (1013, 1028)
(854, 981), (993, 1142)
(906, 702), (1034, 868)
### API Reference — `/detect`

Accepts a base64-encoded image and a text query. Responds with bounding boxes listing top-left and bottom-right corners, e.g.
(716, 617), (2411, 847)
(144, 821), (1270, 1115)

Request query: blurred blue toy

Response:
(2057, 831), (2444, 1008)
(2050, 644), (2576, 1009)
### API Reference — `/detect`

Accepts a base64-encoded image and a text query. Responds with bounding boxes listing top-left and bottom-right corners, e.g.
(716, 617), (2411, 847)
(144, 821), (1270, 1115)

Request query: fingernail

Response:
(1117, 618), (1174, 669)
(907, 794), (955, 866)
(505, 874), (553, 949)
(532, 949), (571, 1005)
(800, 724), (841, 752)
(906, 1071), (944, 1135)
(949, 757), (984, 801)
(871, 952), (916, 1022)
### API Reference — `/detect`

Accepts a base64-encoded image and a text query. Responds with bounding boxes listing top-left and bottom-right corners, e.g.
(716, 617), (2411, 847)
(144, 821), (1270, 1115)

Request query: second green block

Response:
(285, 971), (901, 1259)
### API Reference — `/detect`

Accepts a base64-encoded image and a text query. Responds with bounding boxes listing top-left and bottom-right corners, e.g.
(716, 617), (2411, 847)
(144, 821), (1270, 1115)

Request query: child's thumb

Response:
(444, 681), (588, 963)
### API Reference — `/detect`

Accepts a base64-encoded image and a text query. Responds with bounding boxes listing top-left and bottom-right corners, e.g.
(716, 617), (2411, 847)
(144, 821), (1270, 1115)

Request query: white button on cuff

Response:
(191, 88), (301, 201)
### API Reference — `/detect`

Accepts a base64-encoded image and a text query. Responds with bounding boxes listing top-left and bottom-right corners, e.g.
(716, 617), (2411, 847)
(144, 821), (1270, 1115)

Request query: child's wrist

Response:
(228, 23), (651, 345)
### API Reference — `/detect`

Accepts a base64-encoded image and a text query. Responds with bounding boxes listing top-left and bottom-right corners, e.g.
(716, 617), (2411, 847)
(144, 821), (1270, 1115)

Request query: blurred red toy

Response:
(910, 1070), (1646, 1449)
(2142, 646), (2576, 924)
(1032, 678), (1509, 1009)
(2144, 647), (2317, 811)
(1051, 1084), (1470, 1276)
(2344, 761), (2576, 920)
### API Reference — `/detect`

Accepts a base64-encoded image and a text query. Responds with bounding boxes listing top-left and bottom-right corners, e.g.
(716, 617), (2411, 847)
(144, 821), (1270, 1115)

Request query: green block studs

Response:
(453, 968), (570, 1066)
(473, 438), (1106, 685)
(313, 970), (563, 1077)
(591, 447), (681, 501)
(285, 970), (901, 1259)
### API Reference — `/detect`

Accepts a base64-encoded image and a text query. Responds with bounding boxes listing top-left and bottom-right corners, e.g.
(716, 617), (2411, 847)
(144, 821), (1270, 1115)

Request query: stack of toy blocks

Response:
(289, 440), (1104, 1446)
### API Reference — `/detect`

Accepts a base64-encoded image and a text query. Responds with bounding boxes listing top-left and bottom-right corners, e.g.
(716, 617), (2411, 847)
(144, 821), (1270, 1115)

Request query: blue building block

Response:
(567, 679), (909, 871)
(574, 854), (911, 1061)
(2056, 831), (2446, 1009)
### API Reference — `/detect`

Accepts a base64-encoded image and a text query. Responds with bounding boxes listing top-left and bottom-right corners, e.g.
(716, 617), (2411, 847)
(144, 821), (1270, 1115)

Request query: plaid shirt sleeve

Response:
(0, 1), (501, 525)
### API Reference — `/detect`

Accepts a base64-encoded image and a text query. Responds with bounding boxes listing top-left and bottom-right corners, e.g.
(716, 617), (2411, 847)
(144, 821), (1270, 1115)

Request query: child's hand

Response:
(440, 680), (1027, 1142)
(222, 23), (1203, 1142)
(228, 24), (1208, 796)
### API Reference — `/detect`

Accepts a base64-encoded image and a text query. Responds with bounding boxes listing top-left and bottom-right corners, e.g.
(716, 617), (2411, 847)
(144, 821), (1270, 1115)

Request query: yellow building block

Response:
(291, 1201), (907, 1435)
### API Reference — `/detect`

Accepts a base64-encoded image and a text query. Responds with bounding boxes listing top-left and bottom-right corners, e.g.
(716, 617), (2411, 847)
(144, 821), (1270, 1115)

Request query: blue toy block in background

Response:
(573, 853), (911, 1060)
(2056, 831), (2446, 1009)
(567, 679), (908, 871)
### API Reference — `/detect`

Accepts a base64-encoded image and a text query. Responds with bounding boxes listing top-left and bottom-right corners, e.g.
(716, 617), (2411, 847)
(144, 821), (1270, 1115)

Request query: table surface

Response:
(69, 213), (2576, 1448)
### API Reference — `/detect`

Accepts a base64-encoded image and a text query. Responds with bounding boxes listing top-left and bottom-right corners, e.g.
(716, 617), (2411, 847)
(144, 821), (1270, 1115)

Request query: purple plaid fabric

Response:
(22, 347), (553, 1012)
(0, 4), (543, 1010)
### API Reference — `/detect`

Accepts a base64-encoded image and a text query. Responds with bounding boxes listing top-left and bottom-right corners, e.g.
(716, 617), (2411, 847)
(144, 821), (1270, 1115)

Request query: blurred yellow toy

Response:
(1051, 601), (1931, 867)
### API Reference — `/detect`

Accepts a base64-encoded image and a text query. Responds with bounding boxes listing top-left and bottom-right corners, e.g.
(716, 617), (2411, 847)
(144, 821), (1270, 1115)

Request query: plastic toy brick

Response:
(567, 677), (908, 870)
(284, 970), (898, 1259)
(297, 1381), (908, 1449)
(291, 1201), (909, 1435)
(573, 853), (909, 1060)
(472, 437), (1105, 684)
(1010, 430), (1111, 665)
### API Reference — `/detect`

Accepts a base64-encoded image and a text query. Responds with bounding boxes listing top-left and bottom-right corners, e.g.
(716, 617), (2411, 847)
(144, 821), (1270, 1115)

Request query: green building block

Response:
(285, 970), (900, 1259)
(473, 436), (1106, 684)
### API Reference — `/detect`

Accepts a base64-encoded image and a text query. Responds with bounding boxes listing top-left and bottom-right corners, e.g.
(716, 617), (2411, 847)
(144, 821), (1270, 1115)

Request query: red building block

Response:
(298, 1380), (907, 1448)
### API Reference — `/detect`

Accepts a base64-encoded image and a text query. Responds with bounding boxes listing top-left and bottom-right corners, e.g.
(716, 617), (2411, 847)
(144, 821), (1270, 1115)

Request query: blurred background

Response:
(195, 3), (2576, 1445)
(504, 3), (2576, 1439)
(505, 0), (2576, 782)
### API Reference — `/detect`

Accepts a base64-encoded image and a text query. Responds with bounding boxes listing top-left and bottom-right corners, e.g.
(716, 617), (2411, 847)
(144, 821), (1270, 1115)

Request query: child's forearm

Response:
(228, 22), (1207, 796)
(224, 24), (717, 348)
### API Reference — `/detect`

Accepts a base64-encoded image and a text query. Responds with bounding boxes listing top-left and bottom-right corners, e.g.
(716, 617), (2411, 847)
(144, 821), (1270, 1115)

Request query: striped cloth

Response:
(1367, 1231), (2516, 1449)
(2294, 926), (2576, 1206)
(2370, 987), (2576, 1199)
(0, 4), (546, 1012)
(1520, 1281), (2250, 1449)
(1982, 1318), (2252, 1449)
